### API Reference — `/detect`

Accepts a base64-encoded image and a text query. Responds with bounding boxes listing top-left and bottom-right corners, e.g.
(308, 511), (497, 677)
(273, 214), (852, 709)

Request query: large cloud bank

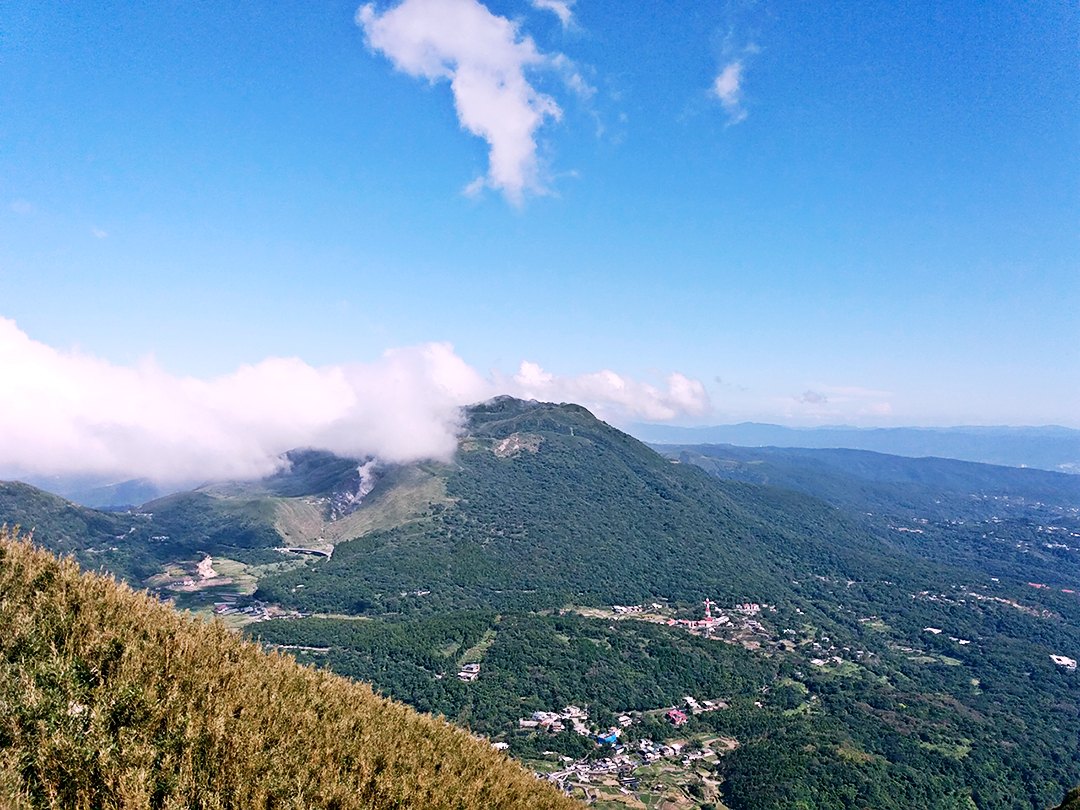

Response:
(0, 318), (709, 484)
(357, 0), (562, 203)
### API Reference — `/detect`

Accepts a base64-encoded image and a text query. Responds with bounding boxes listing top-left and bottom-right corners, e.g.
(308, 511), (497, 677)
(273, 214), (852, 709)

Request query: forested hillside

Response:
(659, 443), (1080, 587)
(253, 398), (927, 614)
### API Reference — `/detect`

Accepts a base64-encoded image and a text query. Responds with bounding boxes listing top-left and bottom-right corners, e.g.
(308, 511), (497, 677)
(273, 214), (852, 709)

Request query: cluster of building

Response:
(634, 737), (695, 762)
(668, 615), (730, 632)
(519, 705), (591, 736)
(541, 735), (720, 796)
(212, 599), (270, 620)
(667, 598), (729, 634)
(611, 603), (665, 614)
(541, 756), (623, 794)
(516, 702), (734, 800)
(519, 696), (726, 747)
(666, 695), (726, 726)
(541, 741), (685, 794)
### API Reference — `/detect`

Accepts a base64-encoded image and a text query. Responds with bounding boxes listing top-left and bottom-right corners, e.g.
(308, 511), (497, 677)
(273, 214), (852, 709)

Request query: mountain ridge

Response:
(628, 422), (1080, 473)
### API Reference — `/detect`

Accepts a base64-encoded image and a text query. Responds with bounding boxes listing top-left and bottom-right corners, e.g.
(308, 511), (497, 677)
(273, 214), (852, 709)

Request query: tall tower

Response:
(703, 598), (715, 619)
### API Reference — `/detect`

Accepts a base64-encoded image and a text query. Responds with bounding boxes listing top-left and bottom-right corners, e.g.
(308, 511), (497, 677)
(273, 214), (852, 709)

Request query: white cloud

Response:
(92, 228), (108, 239)
(499, 361), (711, 422)
(357, 0), (562, 204)
(0, 318), (709, 484)
(530, 0), (573, 28)
(0, 318), (488, 484)
(786, 384), (894, 421)
(712, 60), (748, 124)
(8, 199), (35, 215)
(797, 390), (827, 405)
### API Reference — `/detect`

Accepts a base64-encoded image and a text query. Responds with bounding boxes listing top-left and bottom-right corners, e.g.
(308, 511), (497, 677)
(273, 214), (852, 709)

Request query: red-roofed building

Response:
(666, 709), (688, 726)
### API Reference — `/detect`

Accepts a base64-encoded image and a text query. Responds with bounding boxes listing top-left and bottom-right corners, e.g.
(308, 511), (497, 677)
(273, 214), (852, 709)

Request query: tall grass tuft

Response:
(0, 528), (582, 810)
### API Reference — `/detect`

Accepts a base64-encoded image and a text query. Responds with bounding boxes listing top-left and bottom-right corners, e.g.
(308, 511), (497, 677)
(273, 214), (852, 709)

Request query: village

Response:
(516, 697), (727, 741)
(508, 685), (736, 808)
(520, 709), (737, 809)
(568, 597), (779, 654)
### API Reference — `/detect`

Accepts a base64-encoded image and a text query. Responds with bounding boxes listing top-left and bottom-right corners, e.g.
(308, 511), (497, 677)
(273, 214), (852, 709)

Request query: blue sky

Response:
(0, 0), (1077, 481)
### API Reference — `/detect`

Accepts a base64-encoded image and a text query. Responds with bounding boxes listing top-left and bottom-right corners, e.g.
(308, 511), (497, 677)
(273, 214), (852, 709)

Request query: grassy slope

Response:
(270, 465), (453, 550)
(0, 529), (580, 810)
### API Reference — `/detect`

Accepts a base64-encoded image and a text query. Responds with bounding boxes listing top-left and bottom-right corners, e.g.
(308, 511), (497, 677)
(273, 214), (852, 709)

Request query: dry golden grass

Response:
(0, 528), (581, 810)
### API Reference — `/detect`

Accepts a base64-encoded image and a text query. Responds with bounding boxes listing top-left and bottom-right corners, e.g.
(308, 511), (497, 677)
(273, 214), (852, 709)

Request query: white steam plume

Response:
(0, 319), (710, 484)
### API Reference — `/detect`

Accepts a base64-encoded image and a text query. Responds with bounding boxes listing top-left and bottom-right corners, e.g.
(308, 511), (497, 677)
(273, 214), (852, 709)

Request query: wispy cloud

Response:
(357, 0), (563, 204)
(8, 199), (35, 215)
(712, 60), (747, 124)
(550, 53), (594, 101)
(0, 318), (709, 484)
(92, 228), (108, 239)
(530, 0), (574, 28)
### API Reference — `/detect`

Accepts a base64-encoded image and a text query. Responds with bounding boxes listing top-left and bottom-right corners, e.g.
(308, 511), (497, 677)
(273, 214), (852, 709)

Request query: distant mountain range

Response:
(652, 443), (1080, 587)
(0, 472), (175, 510)
(627, 422), (1080, 473)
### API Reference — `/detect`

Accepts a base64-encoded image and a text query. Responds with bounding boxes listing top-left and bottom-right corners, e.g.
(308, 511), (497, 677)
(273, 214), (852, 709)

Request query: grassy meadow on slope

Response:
(0, 529), (581, 810)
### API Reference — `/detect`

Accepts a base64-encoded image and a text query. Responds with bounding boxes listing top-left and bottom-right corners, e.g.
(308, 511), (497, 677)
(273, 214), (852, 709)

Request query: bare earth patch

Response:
(494, 433), (543, 458)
